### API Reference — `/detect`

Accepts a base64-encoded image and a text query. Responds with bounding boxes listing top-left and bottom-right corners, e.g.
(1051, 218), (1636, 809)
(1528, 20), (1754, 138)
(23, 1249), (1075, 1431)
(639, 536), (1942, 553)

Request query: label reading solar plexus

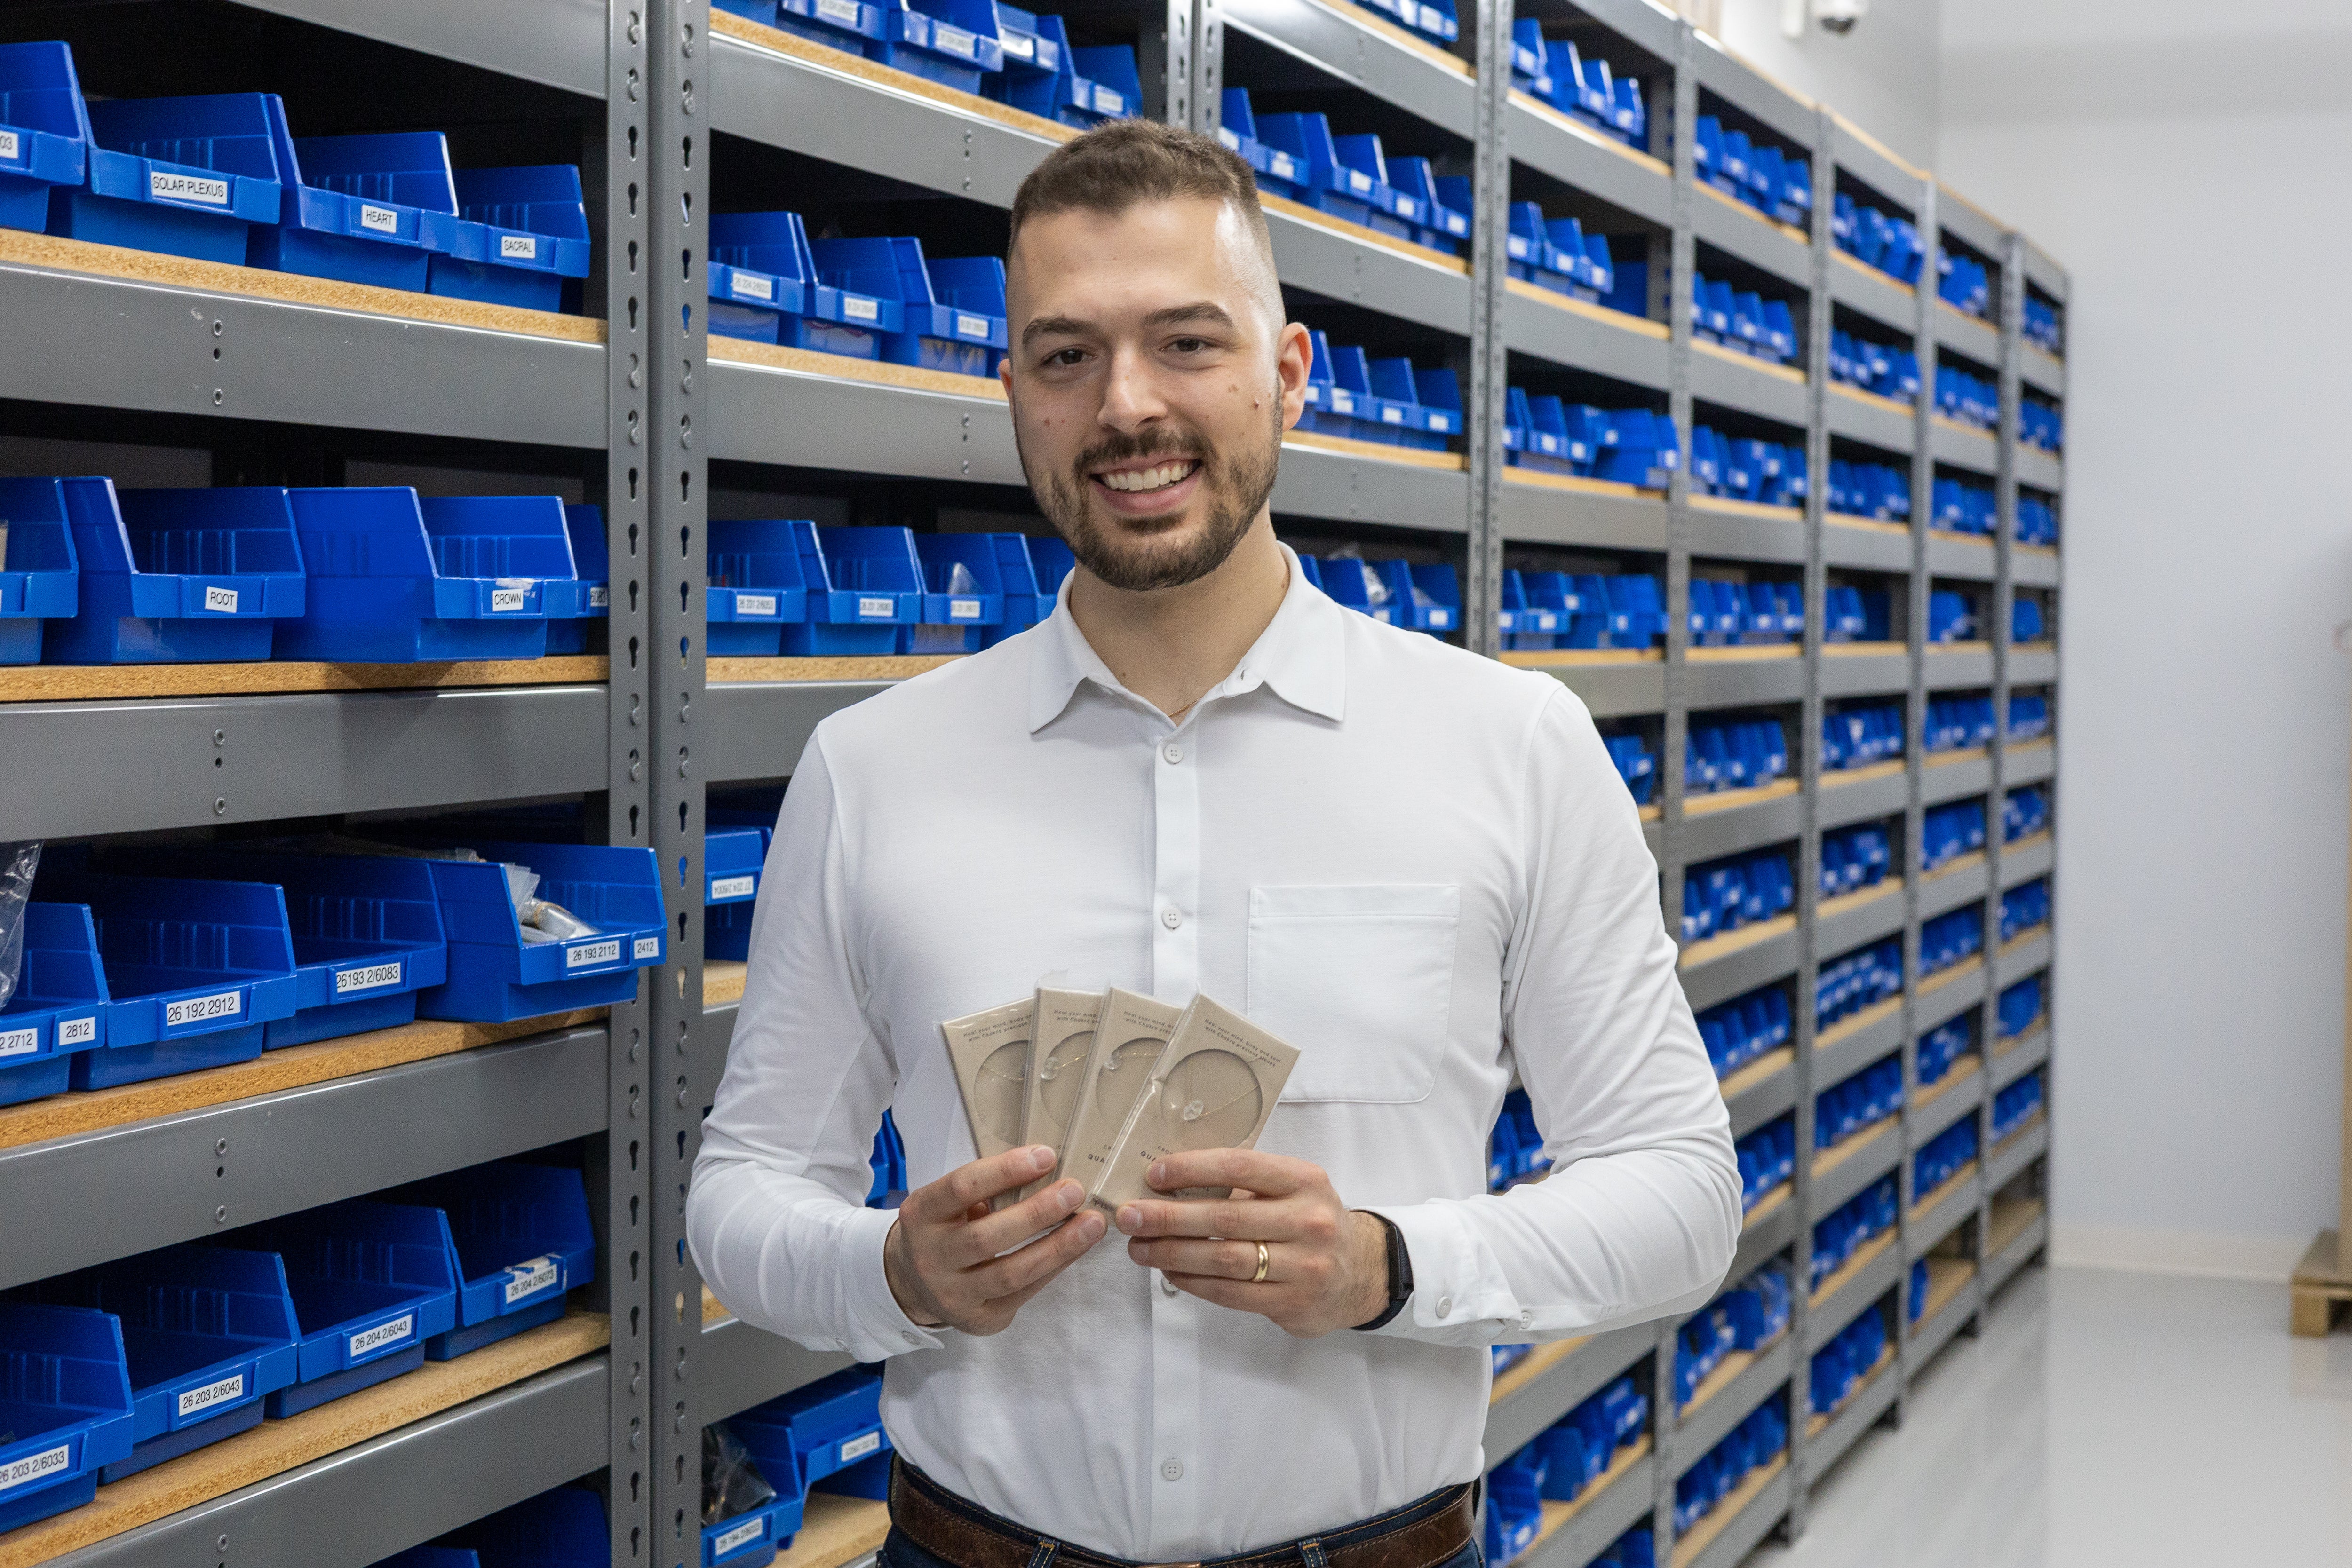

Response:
(152, 171), (230, 205)
(165, 990), (241, 1029)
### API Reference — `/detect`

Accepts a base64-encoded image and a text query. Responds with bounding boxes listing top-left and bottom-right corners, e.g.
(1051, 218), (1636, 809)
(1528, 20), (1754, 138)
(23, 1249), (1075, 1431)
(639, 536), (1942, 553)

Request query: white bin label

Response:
(1093, 86), (1124, 115)
(58, 1015), (96, 1047)
(1216, 127), (1240, 150)
(955, 313), (991, 341)
(1347, 170), (1372, 195)
(335, 961), (403, 995)
(500, 235), (539, 260)
(1380, 407), (1403, 424)
(1328, 391), (1354, 415)
(857, 595), (894, 618)
(730, 271), (775, 302)
(349, 1315), (413, 1358)
(1001, 31), (1033, 57)
(0, 1444), (70, 1495)
(816, 0), (863, 24)
(165, 989), (241, 1029)
(152, 170), (230, 206)
(490, 586), (529, 612)
(0, 1027), (37, 1059)
(948, 598), (981, 620)
(1269, 152), (1298, 182)
(503, 1256), (560, 1304)
(933, 23), (975, 55)
(203, 586), (239, 613)
(358, 204), (399, 235)
(734, 593), (778, 617)
(842, 294), (880, 322)
(840, 1432), (882, 1464)
(713, 1519), (767, 1557)
(1430, 414), (1454, 432)
(1420, 5), (1445, 32)
(633, 935), (661, 961)
(710, 875), (756, 901)
(588, 586), (610, 608)
(566, 938), (622, 970)
(178, 1372), (246, 1418)
(1430, 610), (1452, 628)
(0, 131), (19, 163)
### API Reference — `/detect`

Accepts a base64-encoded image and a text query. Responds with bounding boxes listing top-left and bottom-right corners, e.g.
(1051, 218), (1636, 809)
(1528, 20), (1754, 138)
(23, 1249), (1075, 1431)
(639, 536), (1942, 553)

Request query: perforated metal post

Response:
(1462, 0), (1509, 659)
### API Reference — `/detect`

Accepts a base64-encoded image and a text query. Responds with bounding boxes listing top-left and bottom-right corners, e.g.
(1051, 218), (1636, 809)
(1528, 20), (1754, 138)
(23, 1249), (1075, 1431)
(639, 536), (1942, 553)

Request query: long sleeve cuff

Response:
(844, 1203), (948, 1361)
(1359, 1200), (1529, 1346)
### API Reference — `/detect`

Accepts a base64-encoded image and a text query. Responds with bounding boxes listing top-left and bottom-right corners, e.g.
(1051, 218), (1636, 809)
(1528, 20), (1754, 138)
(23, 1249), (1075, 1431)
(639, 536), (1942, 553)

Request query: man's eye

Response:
(1168, 338), (1208, 354)
(1043, 347), (1088, 367)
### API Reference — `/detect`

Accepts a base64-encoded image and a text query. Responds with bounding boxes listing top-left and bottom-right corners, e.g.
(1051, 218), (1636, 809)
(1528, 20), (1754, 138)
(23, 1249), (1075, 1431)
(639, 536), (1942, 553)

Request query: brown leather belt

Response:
(887, 1457), (1475, 1568)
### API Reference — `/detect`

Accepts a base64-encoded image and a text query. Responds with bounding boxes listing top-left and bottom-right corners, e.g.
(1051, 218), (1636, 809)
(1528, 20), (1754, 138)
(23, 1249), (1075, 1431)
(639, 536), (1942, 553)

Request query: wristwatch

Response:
(1349, 1211), (1414, 1331)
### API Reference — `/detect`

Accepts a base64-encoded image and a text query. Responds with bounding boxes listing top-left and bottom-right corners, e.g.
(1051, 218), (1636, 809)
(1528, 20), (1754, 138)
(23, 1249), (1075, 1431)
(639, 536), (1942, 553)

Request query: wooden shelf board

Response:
(1744, 1183), (1790, 1227)
(2005, 740), (2053, 760)
(1680, 1330), (1783, 1419)
(1991, 1112), (2046, 1162)
(1812, 1118), (1894, 1183)
(1927, 640), (1991, 656)
(704, 960), (749, 1008)
(1832, 248), (1915, 295)
(2005, 831), (2053, 857)
(1816, 878), (1900, 922)
(1809, 1230), (1897, 1312)
(1911, 1054), (1981, 1113)
(1505, 275), (1668, 338)
(1284, 428), (1466, 470)
(774, 1496), (892, 1568)
(1507, 92), (1672, 178)
(1523, 1434), (1651, 1558)
(1639, 803), (1664, 823)
(1822, 759), (1905, 789)
(1501, 466), (1660, 499)
(1692, 335), (1806, 385)
(1689, 493), (1803, 523)
(1923, 850), (1986, 884)
(1815, 996), (1900, 1053)
(1501, 647), (1662, 668)
(709, 335), (1006, 400)
(1717, 1046), (1794, 1104)
(1487, 1333), (1592, 1406)
(1911, 1259), (1978, 1338)
(1825, 514), (1911, 538)
(1301, 0), (1473, 75)
(1669, 1453), (1786, 1568)
(1917, 955), (1984, 995)
(1932, 414), (1994, 443)
(2013, 640), (2058, 656)
(1926, 746), (1989, 769)
(1925, 528), (1994, 549)
(713, 10), (1075, 142)
(704, 1285), (729, 1323)
(1828, 381), (1914, 418)
(1804, 1343), (1895, 1439)
(0, 1313), (609, 1568)
(1997, 926), (2052, 961)
(1907, 1161), (1979, 1225)
(0, 657), (606, 705)
(1823, 640), (1906, 658)
(1698, 180), (1810, 246)
(1687, 643), (1799, 664)
(707, 654), (960, 684)
(1264, 190), (1469, 274)
(1686, 779), (1801, 818)
(0, 229), (603, 344)
(1987, 1196), (2045, 1257)
(0, 1008), (607, 1154)
(2014, 544), (2059, 561)
(1679, 913), (1797, 971)
(1993, 1024), (2046, 1061)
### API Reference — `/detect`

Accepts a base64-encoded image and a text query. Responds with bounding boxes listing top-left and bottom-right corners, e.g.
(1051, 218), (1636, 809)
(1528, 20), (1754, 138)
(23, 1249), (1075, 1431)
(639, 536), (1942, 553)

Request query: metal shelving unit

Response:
(0, 1), (2060, 1567)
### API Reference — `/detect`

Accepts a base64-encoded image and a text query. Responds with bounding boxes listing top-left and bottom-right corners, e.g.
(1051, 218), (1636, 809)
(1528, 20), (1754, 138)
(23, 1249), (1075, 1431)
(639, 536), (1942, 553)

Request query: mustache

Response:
(1073, 430), (1207, 475)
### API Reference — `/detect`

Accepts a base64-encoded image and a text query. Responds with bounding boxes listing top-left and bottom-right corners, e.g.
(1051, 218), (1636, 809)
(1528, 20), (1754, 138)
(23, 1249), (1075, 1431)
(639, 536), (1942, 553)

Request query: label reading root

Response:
(949, 598), (981, 620)
(490, 586), (529, 613)
(58, 1016), (96, 1047)
(0, 1444), (70, 1495)
(203, 586), (240, 613)
(349, 1315), (413, 1358)
(955, 312), (991, 341)
(151, 170), (230, 206)
(566, 938), (622, 970)
(634, 935), (661, 961)
(0, 1027), (37, 1059)
(358, 204), (399, 235)
(178, 1372), (246, 1418)
(857, 595), (894, 618)
(713, 1519), (767, 1557)
(503, 1256), (560, 1304)
(335, 961), (404, 995)
(731, 271), (776, 302)
(710, 875), (756, 901)
(840, 1431), (882, 1464)
(500, 235), (538, 260)
(734, 593), (778, 617)
(842, 294), (880, 322)
(164, 989), (241, 1029)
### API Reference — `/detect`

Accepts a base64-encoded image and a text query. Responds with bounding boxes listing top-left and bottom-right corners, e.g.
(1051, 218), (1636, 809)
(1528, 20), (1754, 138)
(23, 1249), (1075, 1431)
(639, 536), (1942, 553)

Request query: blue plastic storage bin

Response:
(699, 1430), (801, 1568)
(400, 841), (666, 1022)
(786, 524), (923, 654)
(428, 166), (591, 313)
(251, 131), (462, 292)
(387, 1161), (596, 1359)
(447, 1487), (609, 1568)
(704, 826), (767, 963)
(707, 517), (813, 657)
(973, 532), (1047, 647)
(809, 237), (1001, 376)
(15, 1243), (300, 1482)
(1028, 533), (1074, 601)
(222, 1199), (460, 1417)
(35, 867), (299, 1089)
(903, 532), (1008, 653)
(0, 42), (89, 235)
(708, 210), (896, 356)
(274, 489), (577, 663)
(55, 94), (288, 264)
(0, 476), (79, 664)
(0, 1304), (134, 1534)
(48, 480), (306, 664)
(544, 504), (608, 655)
(732, 1366), (893, 1501)
(864, 0), (1006, 93)
(0, 902), (108, 1106)
(715, 0), (888, 54)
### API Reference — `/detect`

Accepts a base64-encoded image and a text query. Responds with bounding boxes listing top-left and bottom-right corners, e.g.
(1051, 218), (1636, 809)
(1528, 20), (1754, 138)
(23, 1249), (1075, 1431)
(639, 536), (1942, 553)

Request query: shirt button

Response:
(1162, 743), (1184, 764)
(1160, 1273), (1179, 1297)
(1518, 1310), (1534, 1329)
(1161, 1458), (1184, 1482)
(1161, 908), (1182, 930)
(1437, 1296), (1453, 1317)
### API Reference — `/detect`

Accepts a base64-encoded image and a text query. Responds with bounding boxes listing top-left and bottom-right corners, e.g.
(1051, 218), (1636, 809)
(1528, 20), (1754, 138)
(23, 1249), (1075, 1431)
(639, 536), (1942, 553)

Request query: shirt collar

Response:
(1027, 540), (1348, 733)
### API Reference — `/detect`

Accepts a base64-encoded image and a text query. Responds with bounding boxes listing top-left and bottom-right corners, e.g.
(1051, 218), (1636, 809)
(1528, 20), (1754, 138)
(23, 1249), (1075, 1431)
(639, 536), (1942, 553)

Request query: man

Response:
(688, 121), (1740, 1568)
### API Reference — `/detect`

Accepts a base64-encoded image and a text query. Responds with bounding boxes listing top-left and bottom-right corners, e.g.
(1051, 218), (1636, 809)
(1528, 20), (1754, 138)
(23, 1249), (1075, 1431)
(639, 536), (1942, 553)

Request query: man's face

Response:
(1002, 196), (1309, 592)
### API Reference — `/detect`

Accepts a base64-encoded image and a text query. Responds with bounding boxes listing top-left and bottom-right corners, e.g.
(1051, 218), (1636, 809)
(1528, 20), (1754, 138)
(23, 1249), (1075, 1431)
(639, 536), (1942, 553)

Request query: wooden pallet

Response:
(2290, 1231), (2352, 1337)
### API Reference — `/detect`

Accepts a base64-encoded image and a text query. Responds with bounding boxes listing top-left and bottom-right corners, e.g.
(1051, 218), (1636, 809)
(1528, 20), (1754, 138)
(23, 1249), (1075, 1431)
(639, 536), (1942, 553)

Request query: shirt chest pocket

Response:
(1246, 884), (1460, 1103)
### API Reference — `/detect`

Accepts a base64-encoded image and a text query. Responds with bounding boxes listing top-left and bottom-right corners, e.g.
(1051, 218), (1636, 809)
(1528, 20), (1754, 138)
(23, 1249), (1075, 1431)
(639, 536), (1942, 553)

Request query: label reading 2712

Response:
(0, 1027), (37, 1059)
(165, 990), (241, 1029)
(349, 1315), (413, 1358)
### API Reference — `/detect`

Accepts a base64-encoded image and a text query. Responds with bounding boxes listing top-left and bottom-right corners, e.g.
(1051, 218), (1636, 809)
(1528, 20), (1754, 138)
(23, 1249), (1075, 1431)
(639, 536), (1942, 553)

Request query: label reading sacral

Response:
(730, 271), (775, 302)
(203, 586), (239, 613)
(500, 235), (538, 260)
(842, 294), (880, 322)
(734, 593), (778, 617)
(490, 586), (529, 612)
(633, 935), (661, 961)
(955, 312), (991, 341)
(0, 1027), (37, 1059)
(58, 1016), (96, 1047)
(840, 1432), (882, 1464)
(178, 1372), (246, 1418)
(709, 875), (756, 901)
(566, 938), (622, 970)
(152, 170), (230, 206)
(713, 1519), (767, 1557)
(164, 989), (241, 1029)
(503, 1256), (560, 1304)
(0, 1443), (70, 1495)
(349, 1315), (413, 1358)
(0, 131), (19, 163)
(358, 204), (399, 235)
(335, 961), (403, 995)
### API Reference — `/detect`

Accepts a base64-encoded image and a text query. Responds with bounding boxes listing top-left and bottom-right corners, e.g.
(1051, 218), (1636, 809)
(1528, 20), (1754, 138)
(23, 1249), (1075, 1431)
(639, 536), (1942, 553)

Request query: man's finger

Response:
(972, 1206), (1107, 1299)
(1146, 1148), (1311, 1198)
(947, 1179), (1089, 1264)
(1115, 1192), (1311, 1240)
(1126, 1236), (1266, 1280)
(1164, 1270), (1280, 1314)
(904, 1146), (1056, 1223)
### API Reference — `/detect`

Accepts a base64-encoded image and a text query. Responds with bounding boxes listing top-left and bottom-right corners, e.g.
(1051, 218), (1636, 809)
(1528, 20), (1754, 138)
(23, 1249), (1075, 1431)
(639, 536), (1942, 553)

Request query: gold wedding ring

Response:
(1251, 1241), (1270, 1283)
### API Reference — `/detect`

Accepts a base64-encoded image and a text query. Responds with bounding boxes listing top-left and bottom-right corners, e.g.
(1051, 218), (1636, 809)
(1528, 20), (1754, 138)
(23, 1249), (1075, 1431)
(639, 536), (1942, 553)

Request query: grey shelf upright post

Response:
(1464, 0), (1510, 658)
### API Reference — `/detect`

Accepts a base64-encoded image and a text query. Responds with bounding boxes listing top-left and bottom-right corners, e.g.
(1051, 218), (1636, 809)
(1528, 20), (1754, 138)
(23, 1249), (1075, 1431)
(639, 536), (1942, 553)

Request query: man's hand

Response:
(884, 1145), (1107, 1335)
(1114, 1149), (1391, 1338)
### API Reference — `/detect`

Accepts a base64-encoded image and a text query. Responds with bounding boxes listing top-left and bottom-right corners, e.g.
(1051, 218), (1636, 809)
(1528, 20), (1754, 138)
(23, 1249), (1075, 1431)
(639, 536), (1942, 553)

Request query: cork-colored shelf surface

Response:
(1504, 277), (1670, 340)
(1926, 527), (1994, 548)
(1638, 803), (1663, 823)
(1924, 850), (1987, 884)
(1744, 1184), (1790, 1227)
(1812, 1117), (1894, 1183)
(703, 1285), (729, 1323)
(707, 654), (961, 684)
(1804, 1343), (1895, 1438)
(1991, 1112), (2046, 1161)
(1833, 248), (1915, 295)
(1486, 1334), (1592, 1406)
(2006, 831), (2052, 857)
(1670, 1454), (1785, 1568)
(1987, 1197), (2044, 1258)
(1265, 191), (1468, 274)
(0, 657), (606, 705)
(1682, 1330), (1783, 1418)
(1501, 466), (1661, 500)
(1822, 759), (1906, 789)
(1303, 0), (1473, 77)
(0, 1313), (609, 1568)
(1717, 1046), (1794, 1104)
(1815, 996), (1900, 1052)
(1688, 643), (1799, 664)
(0, 229), (605, 344)
(1283, 428), (1467, 470)
(1911, 1054), (1981, 1112)
(704, 961), (749, 1008)
(776, 1496), (892, 1568)
(1679, 913), (1797, 970)
(1926, 746), (1989, 769)
(1827, 514), (1912, 538)
(1927, 640), (1992, 656)
(1933, 415), (1994, 443)
(1828, 381), (1915, 418)
(1698, 181), (1809, 246)
(1809, 1230), (1897, 1312)
(1911, 1259), (1977, 1337)
(2015, 544), (2059, 561)
(1502, 648), (1663, 668)
(1908, 1161), (1979, 1224)
(1994, 1024), (2045, 1061)
(1823, 640), (1906, 658)
(712, 9), (1075, 142)
(1918, 955), (1983, 994)
(1507, 92), (1671, 177)
(1685, 778), (1801, 818)
(2006, 738), (2053, 758)
(1690, 493), (1802, 522)
(1529, 1434), (1651, 1548)
(709, 336), (1007, 400)
(2012, 640), (2058, 656)
(1998, 926), (2052, 960)
(1816, 878), (1900, 922)
(1692, 335), (1806, 385)
(0, 1009), (606, 1154)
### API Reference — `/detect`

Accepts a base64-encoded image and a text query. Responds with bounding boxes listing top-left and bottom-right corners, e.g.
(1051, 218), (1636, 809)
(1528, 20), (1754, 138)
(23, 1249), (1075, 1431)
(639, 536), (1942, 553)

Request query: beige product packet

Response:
(939, 996), (1037, 1211)
(1058, 987), (1190, 1198)
(1022, 986), (1103, 1200)
(1087, 993), (1300, 1213)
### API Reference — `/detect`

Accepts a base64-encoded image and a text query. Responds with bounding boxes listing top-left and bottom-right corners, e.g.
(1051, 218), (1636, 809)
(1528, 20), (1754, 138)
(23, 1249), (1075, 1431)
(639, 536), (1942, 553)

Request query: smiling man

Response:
(688, 121), (1740, 1568)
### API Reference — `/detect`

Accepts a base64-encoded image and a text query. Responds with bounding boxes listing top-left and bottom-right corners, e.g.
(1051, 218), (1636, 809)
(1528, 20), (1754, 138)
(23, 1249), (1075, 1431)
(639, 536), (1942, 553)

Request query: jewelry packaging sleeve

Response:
(1087, 992), (1300, 1212)
(939, 996), (1035, 1211)
(1023, 986), (1103, 1199)
(1061, 987), (1189, 1198)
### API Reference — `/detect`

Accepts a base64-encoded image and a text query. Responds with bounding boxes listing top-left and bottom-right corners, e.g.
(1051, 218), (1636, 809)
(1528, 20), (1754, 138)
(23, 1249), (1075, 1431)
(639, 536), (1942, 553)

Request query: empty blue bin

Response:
(221, 1199), (459, 1417)
(916, 255), (1010, 377)
(391, 841), (663, 1022)
(429, 166), (591, 314)
(717, 0), (889, 55)
(1070, 45), (1140, 119)
(971, 532), (1045, 648)
(708, 517), (813, 656)
(34, 867), (299, 1090)
(387, 1161), (596, 1360)
(275, 489), (577, 663)
(0, 476), (79, 664)
(732, 1366), (893, 1501)
(1028, 533), (1074, 603)
(250, 131), (462, 292)
(705, 826), (766, 963)
(866, 0), (1006, 94)
(710, 210), (894, 356)
(15, 1243), (300, 1483)
(810, 236), (1002, 376)
(0, 1304), (134, 1534)
(0, 902), (108, 1107)
(48, 480), (306, 664)
(904, 532), (1007, 653)
(784, 523), (922, 654)
(544, 504), (608, 655)
(53, 93), (288, 264)
(0, 42), (89, 234)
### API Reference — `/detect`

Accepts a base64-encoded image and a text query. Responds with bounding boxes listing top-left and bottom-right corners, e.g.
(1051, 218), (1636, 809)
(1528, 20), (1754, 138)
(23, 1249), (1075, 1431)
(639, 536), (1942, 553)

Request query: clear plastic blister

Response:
(0, 840), (41, 1010)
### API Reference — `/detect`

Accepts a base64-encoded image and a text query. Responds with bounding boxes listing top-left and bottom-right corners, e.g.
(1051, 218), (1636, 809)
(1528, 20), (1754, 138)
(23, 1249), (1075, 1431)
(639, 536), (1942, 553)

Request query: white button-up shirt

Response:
(689, 547), (1741, 1560)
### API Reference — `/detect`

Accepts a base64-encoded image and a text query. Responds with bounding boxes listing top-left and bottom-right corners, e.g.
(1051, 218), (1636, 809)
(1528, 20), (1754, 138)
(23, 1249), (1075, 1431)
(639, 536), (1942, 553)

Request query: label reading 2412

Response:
(566, 938), (621, 970)
(165, 990), (241, 1029)
(634, 936), (661, 961)
(349, 1315), (414, 1358)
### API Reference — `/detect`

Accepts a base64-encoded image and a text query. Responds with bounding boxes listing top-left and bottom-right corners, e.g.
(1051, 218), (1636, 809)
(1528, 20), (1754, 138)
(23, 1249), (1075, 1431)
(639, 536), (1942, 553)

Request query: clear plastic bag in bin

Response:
(702, 1421), (779, 1527)
(0, 841), (39, 1010)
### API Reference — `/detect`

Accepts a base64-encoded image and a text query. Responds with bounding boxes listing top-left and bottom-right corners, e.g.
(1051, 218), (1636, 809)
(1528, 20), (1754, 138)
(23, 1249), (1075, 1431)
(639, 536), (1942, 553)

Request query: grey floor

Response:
(1747, 1265), (2352, 1566)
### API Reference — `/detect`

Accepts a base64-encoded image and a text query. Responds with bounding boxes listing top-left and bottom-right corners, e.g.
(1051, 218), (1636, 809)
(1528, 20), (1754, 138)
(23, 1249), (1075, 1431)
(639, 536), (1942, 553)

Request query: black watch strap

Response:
(1349, 1211), (1413, 1331)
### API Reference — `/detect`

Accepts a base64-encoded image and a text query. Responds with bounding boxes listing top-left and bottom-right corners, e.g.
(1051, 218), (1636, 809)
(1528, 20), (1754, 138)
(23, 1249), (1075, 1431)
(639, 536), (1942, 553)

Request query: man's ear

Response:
(1274, 321), (1311, 433)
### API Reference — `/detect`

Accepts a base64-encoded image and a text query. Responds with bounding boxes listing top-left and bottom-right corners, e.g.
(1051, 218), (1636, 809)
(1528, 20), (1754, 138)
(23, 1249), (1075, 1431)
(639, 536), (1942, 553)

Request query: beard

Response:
(1017, 389), (1284, 593)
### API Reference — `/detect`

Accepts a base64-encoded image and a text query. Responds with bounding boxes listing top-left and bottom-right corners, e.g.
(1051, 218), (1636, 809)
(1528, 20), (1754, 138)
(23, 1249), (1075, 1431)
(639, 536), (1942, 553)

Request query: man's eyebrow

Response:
(1020, 314), (1095, 347)
(1144, 301), (1234, 331)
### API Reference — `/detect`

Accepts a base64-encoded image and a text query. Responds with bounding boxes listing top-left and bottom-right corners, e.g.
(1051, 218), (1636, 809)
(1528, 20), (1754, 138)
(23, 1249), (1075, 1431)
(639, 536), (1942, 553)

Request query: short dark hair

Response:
(1007, 119), (1273, 264)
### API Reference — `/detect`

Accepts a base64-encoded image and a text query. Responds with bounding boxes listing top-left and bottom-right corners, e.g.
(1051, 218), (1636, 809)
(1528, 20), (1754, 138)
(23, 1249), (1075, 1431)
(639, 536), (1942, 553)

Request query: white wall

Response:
(1710, 0), (1943, 171)
(1940, 0), (2352, 1279)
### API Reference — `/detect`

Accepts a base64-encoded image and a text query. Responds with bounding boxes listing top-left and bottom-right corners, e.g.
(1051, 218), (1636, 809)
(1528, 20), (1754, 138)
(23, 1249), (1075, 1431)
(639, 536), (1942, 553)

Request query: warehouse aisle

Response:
(1748, 1267), (2352, 1566)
